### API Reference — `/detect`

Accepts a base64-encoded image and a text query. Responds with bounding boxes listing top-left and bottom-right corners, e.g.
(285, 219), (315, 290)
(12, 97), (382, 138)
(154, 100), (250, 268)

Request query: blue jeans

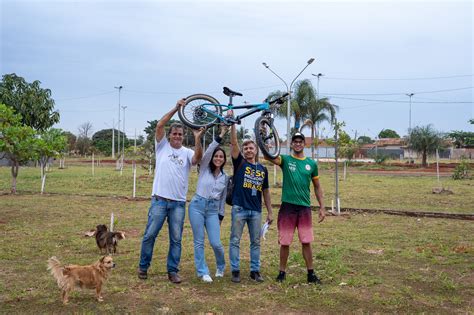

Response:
(188, 195), (225, 277)
(229, 205), (262, 272)
(138, 197), (185, 274)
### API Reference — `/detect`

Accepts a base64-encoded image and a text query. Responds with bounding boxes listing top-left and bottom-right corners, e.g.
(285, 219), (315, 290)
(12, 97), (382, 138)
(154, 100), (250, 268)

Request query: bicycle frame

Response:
(201, 102), (271, 125)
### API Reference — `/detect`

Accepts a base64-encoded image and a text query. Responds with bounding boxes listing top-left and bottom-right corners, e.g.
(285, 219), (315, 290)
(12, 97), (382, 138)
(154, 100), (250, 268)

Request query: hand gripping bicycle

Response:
(178, 87), (288, 159)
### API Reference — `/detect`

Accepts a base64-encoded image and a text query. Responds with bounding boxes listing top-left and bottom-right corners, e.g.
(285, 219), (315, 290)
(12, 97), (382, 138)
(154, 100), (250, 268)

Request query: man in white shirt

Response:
(138, 99), (205, 284)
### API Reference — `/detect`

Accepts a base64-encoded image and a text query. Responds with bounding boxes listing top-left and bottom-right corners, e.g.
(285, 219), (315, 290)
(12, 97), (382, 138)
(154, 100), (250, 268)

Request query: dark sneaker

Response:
(138, 269), (148, 280)
(276, 271), (286, 282)
(168, 273), (182, 284)
(307, 273), (321, 284)
(231, 270), (241, 283)
(250, 271), (264, 282)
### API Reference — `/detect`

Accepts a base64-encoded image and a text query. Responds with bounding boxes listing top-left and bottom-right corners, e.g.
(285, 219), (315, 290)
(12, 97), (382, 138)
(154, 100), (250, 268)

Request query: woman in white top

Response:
(188, 126), (228, 282)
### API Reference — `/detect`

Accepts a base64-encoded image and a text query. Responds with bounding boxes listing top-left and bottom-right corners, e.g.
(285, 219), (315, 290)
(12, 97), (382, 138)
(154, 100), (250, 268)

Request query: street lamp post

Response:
(121, 105), (127, 169)
(312, 73), (324, 162)
(262, 58), (315, 154)
(114, 86), (123, 165)
(406, 93), (414, 132)
(312, 73), (324, 100)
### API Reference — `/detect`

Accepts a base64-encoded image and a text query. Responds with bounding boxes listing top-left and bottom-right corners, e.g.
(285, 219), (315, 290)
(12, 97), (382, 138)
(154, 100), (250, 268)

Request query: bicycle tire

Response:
(178, 94), (221, 129)
(255, 116), (280, 159)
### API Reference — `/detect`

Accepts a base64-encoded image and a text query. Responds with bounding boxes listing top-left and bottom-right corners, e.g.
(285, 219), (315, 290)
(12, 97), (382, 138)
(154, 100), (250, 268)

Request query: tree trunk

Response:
(311, 126), (315, 160)
(422, 151), (427, 167)
(11, 161), (19, 194)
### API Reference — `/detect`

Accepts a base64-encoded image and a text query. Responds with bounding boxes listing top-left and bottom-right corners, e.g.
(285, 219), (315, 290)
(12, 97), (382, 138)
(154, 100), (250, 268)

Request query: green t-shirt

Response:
(280, 154), (319, 207)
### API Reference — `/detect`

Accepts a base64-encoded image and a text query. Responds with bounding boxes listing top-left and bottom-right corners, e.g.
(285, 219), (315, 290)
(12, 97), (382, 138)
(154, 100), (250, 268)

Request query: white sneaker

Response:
(215, 270), (224, 278)
(201, 274), (213, 282)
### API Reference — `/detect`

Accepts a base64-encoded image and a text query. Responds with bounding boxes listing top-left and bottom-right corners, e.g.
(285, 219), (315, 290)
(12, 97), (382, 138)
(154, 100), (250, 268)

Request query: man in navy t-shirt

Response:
(229, 122), (273, 283)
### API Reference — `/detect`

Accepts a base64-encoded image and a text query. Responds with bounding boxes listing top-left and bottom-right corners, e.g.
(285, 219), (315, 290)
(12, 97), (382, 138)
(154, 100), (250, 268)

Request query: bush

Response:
(452, 158), (471, 180)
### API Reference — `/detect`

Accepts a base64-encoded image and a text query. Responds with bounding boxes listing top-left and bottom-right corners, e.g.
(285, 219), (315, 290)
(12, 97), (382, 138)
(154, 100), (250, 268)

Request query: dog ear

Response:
(100, 256), (106, 263)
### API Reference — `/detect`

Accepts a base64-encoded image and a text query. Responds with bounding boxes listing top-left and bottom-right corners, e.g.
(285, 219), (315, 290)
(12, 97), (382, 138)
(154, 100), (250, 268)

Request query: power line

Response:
(320, 74), (473, 81)
(329, 96), (472, 104)
(322, 86), (473, 96)
(55, 91), (115, 101)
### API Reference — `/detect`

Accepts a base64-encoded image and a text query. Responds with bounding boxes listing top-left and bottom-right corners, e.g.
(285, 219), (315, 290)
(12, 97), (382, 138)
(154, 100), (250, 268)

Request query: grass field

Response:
(0, 161), (473, 313)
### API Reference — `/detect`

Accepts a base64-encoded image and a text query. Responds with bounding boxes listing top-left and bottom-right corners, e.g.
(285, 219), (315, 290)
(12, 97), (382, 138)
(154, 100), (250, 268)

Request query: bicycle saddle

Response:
(223, 87), (243, 97)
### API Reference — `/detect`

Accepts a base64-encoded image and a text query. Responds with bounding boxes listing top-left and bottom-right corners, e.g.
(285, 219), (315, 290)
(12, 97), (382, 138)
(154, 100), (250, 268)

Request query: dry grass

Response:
(0, 161), (473, 313)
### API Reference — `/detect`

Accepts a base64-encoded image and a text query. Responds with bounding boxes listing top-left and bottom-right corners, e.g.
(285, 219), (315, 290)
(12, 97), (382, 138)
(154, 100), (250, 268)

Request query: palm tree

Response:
(267, 79), (315, 132)
(300, 97), (338, 159)
(407, 125), (444, 167)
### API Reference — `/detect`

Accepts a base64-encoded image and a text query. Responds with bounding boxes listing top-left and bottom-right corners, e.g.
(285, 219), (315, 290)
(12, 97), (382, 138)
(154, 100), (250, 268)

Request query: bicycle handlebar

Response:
(268, 93), (289, 105)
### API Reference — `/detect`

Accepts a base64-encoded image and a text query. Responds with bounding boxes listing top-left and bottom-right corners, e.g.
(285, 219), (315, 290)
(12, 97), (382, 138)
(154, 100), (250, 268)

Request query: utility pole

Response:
(111, 120), (115, 158)
(406, 93), (414, 132)
(121, 105), (127, 169)
(114, 86), (123, 168)
(334, 118), (340, 215)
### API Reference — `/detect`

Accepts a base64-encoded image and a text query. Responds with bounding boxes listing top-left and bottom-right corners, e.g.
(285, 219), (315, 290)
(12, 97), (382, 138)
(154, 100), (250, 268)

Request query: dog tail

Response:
(47, 256), (67, 288)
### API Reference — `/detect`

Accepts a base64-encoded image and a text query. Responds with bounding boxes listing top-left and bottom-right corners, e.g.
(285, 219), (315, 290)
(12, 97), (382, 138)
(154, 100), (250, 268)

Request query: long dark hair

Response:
(209, 147), (226, 174)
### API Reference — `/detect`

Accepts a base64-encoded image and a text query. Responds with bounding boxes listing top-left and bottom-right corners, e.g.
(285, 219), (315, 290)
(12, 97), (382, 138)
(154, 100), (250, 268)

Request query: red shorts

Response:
(277, 202), (314, 245)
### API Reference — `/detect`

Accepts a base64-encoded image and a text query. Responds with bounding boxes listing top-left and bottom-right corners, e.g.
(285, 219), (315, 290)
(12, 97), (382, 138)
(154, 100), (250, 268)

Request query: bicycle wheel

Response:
(255, 116), (280, 159)
(178, 94), (222, 129)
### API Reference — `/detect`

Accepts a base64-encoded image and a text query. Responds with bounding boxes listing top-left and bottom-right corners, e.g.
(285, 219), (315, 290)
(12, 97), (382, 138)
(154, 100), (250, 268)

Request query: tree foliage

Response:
(447, 131), (474, 148)
(62, 131), (77, 153)
(0, 73), (59, 131)
(378, 129), (400, 138)
(326, 121), (359, 160)
(0, 104), (39, 193)
(91, 128), (127, 156)
(37, 128), (67, 179)
(407, 125), (444, 167)
(357, 135), (374, 144)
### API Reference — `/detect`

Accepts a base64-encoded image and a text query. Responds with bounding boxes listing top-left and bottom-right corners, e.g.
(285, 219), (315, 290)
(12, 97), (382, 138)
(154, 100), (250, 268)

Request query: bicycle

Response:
(178, 87), (288, 159)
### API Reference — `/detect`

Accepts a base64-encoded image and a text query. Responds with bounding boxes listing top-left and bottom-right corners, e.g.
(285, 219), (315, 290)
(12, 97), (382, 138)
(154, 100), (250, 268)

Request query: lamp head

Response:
(307, 58), (315, 64)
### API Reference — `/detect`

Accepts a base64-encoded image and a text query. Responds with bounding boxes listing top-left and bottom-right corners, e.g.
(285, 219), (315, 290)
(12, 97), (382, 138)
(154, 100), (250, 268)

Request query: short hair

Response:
(241, 139), (259, 162)
(168, 123), (184, 136)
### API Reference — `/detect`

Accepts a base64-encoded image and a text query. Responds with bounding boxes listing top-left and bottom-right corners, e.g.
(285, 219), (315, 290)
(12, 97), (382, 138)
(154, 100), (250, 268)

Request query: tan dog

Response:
(47, 256), (115, 304)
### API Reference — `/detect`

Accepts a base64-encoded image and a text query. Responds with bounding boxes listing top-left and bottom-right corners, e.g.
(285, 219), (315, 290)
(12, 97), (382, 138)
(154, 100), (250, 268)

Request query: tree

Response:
(36, 128), (67, 193)
(357, 136), (374, 144)
(447, 131), (474, 148)
(0, 104), (39, 193)
(300, 96), (338, 159)
(0, 73), (59, 131)
(326, 122), (359, 160)
(407, 125), (444, 167)
(268, 79), (315, 132)
(78, 121), (93, 138)
(378, 129), (400, 138)
(92, 128), (125, 156)
(62, 131), (77, 154)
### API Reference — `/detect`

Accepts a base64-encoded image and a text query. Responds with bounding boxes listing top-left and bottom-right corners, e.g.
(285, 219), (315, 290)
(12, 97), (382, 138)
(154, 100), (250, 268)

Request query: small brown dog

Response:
(95, 224), (126, 254)
(47, 256), (115, 304)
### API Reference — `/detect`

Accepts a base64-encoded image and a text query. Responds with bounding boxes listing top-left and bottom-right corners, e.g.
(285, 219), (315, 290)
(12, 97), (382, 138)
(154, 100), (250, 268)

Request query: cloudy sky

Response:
(1, 0), (472, 141)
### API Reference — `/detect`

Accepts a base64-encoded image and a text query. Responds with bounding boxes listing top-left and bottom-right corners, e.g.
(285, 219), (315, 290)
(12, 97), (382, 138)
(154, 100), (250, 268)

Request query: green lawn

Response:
(1, 161), (472, 213)
(0, 161), (473, 313)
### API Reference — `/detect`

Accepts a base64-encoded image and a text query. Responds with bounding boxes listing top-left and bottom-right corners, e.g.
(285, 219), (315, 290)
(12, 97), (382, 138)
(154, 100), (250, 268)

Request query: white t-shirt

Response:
(151, 137), (194, 202)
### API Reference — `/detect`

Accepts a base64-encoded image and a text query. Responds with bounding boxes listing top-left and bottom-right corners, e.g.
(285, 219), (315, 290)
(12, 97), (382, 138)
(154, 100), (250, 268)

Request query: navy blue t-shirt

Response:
(231, 153), (269, 212)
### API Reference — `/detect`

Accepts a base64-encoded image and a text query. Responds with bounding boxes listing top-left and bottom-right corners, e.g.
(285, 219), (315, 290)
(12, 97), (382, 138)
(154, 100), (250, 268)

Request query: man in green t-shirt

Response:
(265, 132), (325, 283)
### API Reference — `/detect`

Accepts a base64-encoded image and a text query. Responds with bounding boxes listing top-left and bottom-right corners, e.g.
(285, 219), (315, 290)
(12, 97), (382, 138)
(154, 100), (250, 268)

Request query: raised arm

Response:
(230, 122), (240, 159)
(155, 99), (185, 142)
(191, 128), (206, 166)
(312, 177), (326, 223)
